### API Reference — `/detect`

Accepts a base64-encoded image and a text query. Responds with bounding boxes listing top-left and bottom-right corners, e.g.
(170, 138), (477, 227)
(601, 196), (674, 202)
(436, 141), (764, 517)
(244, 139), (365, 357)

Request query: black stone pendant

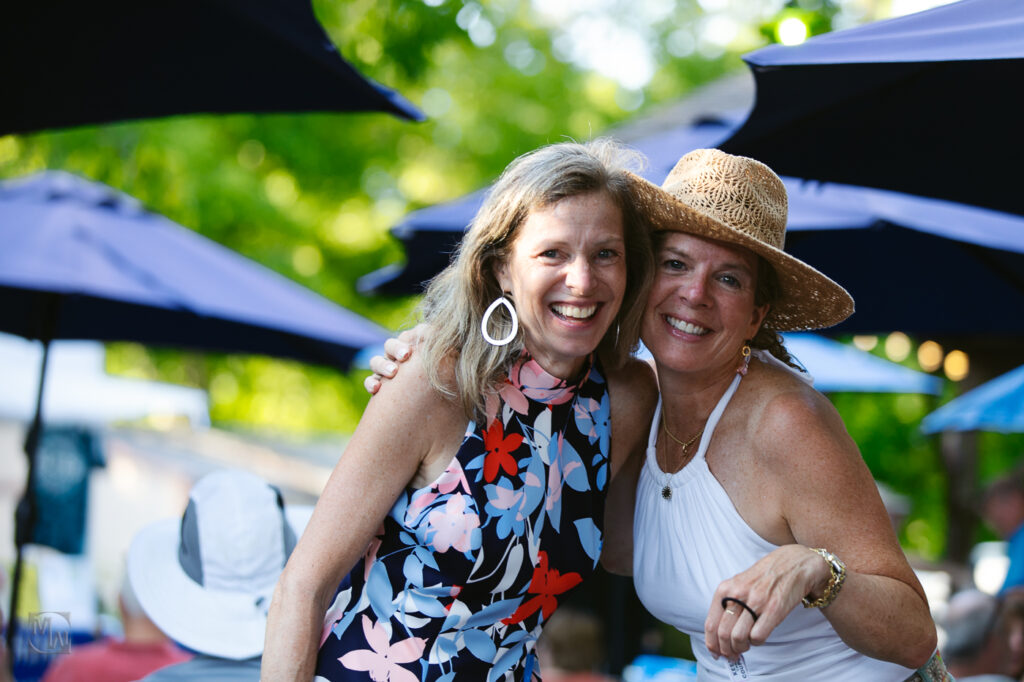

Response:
(661, 485), (672, 500)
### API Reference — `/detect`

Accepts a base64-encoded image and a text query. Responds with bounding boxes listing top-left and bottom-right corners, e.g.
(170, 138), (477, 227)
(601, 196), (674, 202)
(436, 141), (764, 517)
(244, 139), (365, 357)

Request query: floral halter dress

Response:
(315, 354), (611, 682)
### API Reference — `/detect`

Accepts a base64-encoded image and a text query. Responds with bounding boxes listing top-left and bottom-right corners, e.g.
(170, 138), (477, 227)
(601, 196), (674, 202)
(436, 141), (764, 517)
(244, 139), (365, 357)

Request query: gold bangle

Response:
(802, 547), (846, 609)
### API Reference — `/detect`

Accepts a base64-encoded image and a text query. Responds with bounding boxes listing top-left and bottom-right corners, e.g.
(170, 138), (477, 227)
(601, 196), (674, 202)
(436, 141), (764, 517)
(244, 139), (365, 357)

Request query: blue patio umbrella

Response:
(719, 0), (1024, 215)
(358, 115), (1024, 336)
(922, 364), (1024, 434)
(1, 171), (388, 364)
(782, 334), (942, 394)
(0, 170), (389, 653)
(1, 0), (423, 135)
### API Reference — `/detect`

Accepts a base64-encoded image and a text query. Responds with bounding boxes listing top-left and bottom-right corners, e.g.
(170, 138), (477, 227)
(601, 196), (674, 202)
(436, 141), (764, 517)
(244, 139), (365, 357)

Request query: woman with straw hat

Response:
(621, 148), (941, 680)
(368, 148), (944, 680)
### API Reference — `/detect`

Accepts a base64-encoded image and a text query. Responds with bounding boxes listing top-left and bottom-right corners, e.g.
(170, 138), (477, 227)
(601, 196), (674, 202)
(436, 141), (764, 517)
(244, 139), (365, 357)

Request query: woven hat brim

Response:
(628, 172), (854, 332)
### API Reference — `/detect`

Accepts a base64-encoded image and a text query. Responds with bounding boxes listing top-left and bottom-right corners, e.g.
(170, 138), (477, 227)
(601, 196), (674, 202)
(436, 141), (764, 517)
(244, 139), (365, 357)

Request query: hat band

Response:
(178, 499), (204, 585)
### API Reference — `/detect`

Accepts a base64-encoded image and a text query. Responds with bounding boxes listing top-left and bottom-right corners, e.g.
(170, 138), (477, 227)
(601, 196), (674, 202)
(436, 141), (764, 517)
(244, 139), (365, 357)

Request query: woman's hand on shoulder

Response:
(364, 324), (429, 394)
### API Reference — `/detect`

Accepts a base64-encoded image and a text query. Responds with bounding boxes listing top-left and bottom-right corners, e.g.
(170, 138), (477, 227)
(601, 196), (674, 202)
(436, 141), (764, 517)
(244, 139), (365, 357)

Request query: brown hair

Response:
(751, 258), (801, 370)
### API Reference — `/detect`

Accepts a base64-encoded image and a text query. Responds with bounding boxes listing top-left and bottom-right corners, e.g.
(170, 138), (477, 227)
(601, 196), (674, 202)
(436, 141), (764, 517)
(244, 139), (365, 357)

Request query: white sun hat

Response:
(127, 469), (302, 660)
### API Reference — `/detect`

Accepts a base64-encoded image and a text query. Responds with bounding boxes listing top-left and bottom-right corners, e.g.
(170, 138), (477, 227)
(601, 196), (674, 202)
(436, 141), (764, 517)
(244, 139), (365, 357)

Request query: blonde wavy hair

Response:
(418, 138), (654, 421)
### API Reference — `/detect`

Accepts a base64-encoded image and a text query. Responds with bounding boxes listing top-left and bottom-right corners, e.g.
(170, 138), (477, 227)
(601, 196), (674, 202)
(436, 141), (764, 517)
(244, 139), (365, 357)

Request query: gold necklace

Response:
(662, 417), (704, 451)
(658, 416), (705, 500)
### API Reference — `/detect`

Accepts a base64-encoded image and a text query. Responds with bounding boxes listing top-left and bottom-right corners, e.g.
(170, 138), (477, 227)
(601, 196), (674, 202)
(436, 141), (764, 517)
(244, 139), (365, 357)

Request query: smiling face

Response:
(641, 231), (769, 378)
(496, 191), (627, 379)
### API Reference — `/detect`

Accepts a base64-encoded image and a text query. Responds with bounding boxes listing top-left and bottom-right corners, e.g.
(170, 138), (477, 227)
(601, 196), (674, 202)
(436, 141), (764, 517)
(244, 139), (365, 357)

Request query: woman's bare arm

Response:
(704, 390), (935, 668)
(262, 354), (461, 680)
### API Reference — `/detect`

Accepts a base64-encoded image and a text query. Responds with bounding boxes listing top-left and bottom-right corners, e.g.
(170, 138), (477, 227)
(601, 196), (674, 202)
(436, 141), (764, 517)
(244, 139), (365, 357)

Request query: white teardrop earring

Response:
(481, 295), (519, 346)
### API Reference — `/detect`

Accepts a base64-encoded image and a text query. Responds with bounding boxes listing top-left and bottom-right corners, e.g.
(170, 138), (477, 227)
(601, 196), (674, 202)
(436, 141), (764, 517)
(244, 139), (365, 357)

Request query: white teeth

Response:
(552, 303), (597, 320)
(667, 316), (709, 335)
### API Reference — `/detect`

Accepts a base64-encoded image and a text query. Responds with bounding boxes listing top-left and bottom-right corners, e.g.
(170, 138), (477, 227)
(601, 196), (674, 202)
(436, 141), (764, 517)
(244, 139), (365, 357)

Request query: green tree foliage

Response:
(0, 0), (739, 435)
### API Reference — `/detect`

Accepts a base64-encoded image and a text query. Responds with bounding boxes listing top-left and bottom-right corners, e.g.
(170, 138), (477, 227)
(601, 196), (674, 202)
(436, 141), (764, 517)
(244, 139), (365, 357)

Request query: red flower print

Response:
(482, 420), (523, 482)
(501, 551), (582, 625)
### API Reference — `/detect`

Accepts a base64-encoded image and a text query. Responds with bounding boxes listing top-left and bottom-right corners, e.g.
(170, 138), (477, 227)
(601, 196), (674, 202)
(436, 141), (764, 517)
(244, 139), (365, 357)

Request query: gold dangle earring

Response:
(737, 342), (752, 376)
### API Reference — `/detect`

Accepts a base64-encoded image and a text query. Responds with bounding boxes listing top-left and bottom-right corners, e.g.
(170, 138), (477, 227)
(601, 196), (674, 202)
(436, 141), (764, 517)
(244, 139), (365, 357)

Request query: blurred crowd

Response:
(5, 464), (1024, 681)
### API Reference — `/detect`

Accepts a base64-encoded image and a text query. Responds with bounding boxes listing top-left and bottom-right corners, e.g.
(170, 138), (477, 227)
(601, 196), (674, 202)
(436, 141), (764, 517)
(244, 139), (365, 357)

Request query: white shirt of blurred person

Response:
(127, 470), (304, 681)
(40, 574), (190, 682)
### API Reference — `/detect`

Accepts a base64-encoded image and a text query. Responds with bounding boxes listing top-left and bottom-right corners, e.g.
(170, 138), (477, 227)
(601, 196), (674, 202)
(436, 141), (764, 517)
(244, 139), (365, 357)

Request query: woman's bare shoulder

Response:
(750, 359), (838, 420)
(741, 370), (870, 510)
(605, 357), (658, 402)
(371, 349), (461, 423)
(604, 357), (658, 452)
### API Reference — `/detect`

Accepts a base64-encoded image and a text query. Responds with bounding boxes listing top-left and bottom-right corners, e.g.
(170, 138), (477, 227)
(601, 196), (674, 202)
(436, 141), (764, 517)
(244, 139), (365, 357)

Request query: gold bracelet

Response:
(802, 547), (846, 609)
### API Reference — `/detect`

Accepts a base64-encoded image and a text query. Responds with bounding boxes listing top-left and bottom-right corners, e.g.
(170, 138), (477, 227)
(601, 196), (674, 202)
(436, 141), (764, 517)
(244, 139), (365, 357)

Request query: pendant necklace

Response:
(658, 415), (704, 500)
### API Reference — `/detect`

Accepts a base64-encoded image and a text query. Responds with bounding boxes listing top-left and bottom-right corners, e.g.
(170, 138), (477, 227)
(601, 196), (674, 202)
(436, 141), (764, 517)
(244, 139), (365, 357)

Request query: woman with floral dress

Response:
(261, 139), (657, 681)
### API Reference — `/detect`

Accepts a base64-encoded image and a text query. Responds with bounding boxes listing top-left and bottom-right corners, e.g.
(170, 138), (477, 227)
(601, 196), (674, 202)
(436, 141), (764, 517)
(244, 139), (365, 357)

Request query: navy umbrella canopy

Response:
(719, 0), (1024, 215)
(359, 116), (1024, 337)
(1, 171), (389, 655)
(1, 0), (423, 135)
(1, 171), (389, 365)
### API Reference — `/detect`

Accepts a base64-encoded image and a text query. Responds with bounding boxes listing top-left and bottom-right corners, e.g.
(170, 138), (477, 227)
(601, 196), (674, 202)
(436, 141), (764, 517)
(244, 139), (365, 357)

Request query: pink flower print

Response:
(434, 459), (471, 495)
(406, 491), (438, 523)
(498, 380), (530, 415)
(426, 493), (480, 553)
(338, 615), (426, 682)
(489, 482), (525, 516)
(511, 358), (576, 405)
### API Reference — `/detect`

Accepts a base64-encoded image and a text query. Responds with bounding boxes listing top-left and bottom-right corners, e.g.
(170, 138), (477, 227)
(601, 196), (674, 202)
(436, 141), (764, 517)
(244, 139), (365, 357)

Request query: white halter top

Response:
(632, 355), (914, 681)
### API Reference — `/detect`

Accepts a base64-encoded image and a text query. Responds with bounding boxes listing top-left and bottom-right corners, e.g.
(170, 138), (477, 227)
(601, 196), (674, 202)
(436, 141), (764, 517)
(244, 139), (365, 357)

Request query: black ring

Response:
(721, 597), (759, 622)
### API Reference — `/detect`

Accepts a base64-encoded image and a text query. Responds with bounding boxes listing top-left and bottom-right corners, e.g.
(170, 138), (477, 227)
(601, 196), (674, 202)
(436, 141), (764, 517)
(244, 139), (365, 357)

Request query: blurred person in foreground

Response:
(983, 472), (1024, 594)
(40, 574), (189, 682)
(367, 149), (941, 680)
(128, 470), (302, 681)
(262, 140), (656, 680)
(535, 607), (617, 682)
(940, 589), (1024, 681)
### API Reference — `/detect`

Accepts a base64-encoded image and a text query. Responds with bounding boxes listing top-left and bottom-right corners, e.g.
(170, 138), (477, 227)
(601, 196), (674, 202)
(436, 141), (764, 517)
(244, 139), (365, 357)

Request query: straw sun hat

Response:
(629, 148), (854, 331)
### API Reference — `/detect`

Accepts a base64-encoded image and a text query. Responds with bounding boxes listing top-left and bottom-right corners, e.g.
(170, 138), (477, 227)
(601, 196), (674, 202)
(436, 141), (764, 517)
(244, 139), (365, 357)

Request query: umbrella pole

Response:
(6, 338), (51, 669)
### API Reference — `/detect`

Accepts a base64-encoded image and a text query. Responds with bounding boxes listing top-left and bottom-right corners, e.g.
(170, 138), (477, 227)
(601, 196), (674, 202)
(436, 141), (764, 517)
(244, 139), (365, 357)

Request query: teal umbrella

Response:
(922, 365), (1024, 434)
